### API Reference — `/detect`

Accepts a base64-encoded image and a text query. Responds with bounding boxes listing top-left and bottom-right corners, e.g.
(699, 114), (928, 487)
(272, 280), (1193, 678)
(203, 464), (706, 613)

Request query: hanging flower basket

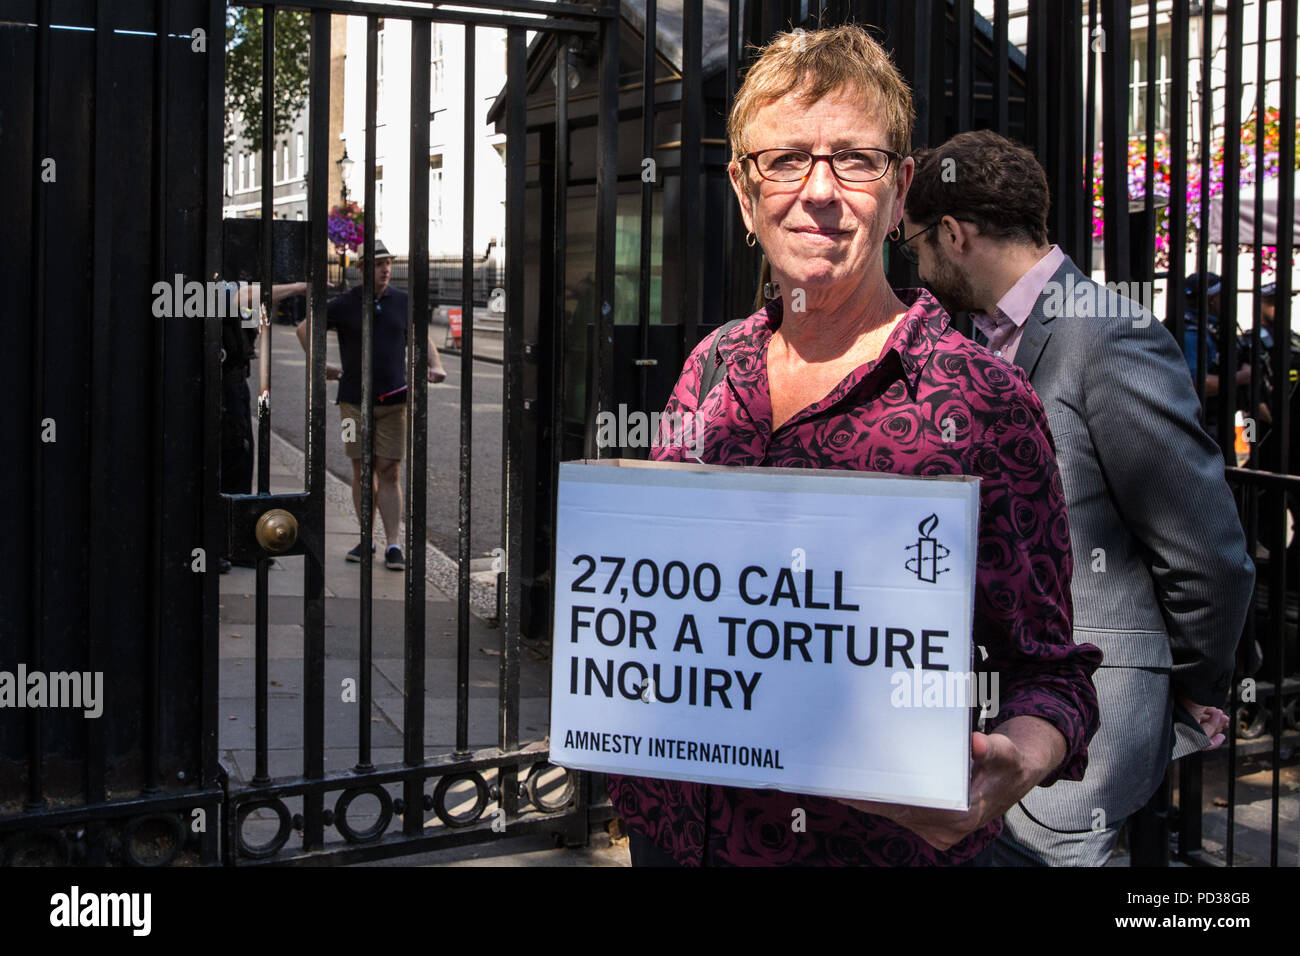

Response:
(1091, 107), (1298, 275)
(328, 200), (365, 254)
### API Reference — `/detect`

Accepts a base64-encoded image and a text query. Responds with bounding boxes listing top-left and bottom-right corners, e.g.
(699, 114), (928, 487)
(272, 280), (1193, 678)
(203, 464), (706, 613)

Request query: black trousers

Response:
(221, 373), (254, 496)
(627, 828), (682, 867)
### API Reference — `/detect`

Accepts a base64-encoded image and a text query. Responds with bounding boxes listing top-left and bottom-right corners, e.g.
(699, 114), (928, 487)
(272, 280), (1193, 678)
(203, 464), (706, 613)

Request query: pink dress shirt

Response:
(970, 245), (1065, 363)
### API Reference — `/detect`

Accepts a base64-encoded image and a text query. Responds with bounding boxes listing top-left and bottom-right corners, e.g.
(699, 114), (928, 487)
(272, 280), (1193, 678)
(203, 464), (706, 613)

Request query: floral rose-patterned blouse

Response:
(606, 288), (1102, 866)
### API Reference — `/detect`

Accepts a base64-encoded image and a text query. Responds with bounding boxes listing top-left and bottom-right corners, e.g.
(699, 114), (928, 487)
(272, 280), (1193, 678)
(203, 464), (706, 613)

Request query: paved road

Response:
(258, 321), (503, 559)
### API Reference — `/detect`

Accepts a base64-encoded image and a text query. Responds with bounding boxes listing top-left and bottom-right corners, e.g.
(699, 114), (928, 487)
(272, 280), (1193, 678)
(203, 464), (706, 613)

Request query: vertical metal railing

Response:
(636, 0), (657, 428)
(680, 0), (702, 360)
(86, 0), (119, 863)
(1167, 2), (1189, 354)
(1099, 0), (1130, 284)
(1194, 0), (1213, 436)
(1266, 0), (1297, 868)
(955, 0), (972, 133)
(253, 1), (275, 789)
(551, 22), (578, 830)
(589, 0), (617, 457)
(456, 24), (477, 759)
(1218, 0), (1244, 459)
(404, 17), (432, 836)
(993, 0), (1009, 137)
(147, 0), (170, 797)
(724, 0), (739, 326)
(1228, 0), (1275, 868)
(1027, 0), (1047, 161)
(927, 0), (945, 148)
(200, 0), (228, 865)
(1138, 0), (1157, 287)
(1082, 0), (1098, 274)
(1041, 0), (1084, 257)
(356, 13), (379, 774)
(302, 6), (331, 853)
(1248, 0), (1269, 476)
(26, 0), (50, 813)
(499, 25), (527, 818)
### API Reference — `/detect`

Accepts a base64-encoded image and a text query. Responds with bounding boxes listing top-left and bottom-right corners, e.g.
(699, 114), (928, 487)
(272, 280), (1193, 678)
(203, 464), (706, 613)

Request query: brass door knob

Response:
(255, 509), (298, 553)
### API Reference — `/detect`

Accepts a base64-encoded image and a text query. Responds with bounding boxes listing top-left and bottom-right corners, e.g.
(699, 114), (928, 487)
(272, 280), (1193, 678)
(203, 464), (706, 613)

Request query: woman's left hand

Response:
(835, 716), (1066, 851)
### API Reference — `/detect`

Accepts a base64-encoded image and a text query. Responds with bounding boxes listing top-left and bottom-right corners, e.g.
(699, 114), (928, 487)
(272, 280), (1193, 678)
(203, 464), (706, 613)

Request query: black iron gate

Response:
(0, 0), (624, 866)
(214, 0), (623, 864)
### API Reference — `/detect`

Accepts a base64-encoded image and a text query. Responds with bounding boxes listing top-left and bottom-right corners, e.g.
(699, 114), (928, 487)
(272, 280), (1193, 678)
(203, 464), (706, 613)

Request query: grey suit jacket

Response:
(998, 256), (1255, 828)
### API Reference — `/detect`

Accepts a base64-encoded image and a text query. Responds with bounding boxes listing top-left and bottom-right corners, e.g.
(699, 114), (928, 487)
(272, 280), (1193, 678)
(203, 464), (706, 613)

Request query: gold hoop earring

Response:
(888, 225), (902, 242)
(745, 231), (757, 248)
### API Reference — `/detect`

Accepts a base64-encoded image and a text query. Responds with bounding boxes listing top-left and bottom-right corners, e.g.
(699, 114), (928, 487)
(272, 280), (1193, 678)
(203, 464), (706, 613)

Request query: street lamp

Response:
(336, 146), (355, 287)
(337, 146), (354, 201)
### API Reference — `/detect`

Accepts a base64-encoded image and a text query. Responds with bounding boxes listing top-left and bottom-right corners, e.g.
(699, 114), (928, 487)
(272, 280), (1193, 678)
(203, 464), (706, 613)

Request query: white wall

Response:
(341, 16), (510, 258)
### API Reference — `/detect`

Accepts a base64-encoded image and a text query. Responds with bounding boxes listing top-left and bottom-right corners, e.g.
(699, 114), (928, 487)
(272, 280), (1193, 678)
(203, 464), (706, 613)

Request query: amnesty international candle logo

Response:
(905, 514), (950, 583)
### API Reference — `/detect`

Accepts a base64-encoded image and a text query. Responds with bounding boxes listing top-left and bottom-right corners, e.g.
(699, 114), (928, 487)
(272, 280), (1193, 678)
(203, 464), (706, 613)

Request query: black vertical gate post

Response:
(200, 0), (229, 866)
(300, 5), (332, 855)
(1041, 0), (1084, 262)
(1099, 0), (1131, 284)
(1266, 0), (1297, 869)
(1, 0), (221, 865)
(679, 0), (703, 351)
(500, 25), (528, 821)
(586, 0), (619, 458)
(404, 16), (432, 838)
(85, 0), (114, 865)
(1129, 769), (1173, 866)
(1167, 3), (1190, 352)
(457, 23), (479, 760)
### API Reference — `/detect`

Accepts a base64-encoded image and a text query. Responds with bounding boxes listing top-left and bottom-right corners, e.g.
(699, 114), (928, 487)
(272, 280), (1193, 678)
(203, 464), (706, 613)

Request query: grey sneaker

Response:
(385, 545), (405, 571)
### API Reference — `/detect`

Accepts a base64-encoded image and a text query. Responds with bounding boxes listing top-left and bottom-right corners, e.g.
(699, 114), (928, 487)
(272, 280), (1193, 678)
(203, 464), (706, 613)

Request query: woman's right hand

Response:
(325, 363), (342, 381)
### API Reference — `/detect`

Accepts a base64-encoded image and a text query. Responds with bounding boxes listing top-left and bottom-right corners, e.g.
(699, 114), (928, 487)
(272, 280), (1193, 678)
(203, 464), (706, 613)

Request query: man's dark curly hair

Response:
(906, 130), (1050, 248)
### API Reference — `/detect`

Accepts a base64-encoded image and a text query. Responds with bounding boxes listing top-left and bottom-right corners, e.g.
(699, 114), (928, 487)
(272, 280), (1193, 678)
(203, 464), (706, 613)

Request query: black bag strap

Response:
(696, 317), (747, 405)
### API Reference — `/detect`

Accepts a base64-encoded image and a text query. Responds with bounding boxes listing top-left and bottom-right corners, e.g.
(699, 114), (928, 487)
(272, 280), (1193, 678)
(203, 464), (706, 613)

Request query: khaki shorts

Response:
(339, 401), (407, 461)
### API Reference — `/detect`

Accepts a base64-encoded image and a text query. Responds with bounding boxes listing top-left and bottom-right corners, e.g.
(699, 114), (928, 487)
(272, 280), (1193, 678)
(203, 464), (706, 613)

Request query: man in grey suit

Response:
(901, 130), (1255, 865)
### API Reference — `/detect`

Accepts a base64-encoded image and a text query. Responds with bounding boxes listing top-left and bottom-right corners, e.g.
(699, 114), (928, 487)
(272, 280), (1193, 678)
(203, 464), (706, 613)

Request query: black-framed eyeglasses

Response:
(740, 147), (901, 184)
(894, 221), (940, 264)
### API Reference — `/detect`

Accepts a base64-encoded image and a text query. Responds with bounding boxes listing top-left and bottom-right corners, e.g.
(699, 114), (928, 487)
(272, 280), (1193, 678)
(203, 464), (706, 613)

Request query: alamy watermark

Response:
(0, 665), (103, 718)
(1041, 274), (1155, 325)
(889, 668), (1000, 718)
(50, 886), (151, 935)
(595, 404), (705, 457)
(151, 273), (259, 326)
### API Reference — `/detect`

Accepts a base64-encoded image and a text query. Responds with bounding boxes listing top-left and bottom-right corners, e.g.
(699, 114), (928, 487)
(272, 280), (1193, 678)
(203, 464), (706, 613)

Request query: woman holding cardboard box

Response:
(606, 24), (1101, 867)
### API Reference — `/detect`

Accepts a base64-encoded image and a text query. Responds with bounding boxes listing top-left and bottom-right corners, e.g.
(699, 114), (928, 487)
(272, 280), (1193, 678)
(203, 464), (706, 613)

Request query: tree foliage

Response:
(224, 7), (311, 159)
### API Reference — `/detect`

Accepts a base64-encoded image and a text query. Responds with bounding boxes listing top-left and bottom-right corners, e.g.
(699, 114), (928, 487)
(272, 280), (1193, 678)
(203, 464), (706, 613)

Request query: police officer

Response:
(1183, 271), (1251, 435)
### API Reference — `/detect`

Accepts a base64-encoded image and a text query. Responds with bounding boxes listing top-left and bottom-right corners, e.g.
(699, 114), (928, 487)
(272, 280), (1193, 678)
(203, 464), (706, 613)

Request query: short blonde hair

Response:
(727, 25), (914, 178)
